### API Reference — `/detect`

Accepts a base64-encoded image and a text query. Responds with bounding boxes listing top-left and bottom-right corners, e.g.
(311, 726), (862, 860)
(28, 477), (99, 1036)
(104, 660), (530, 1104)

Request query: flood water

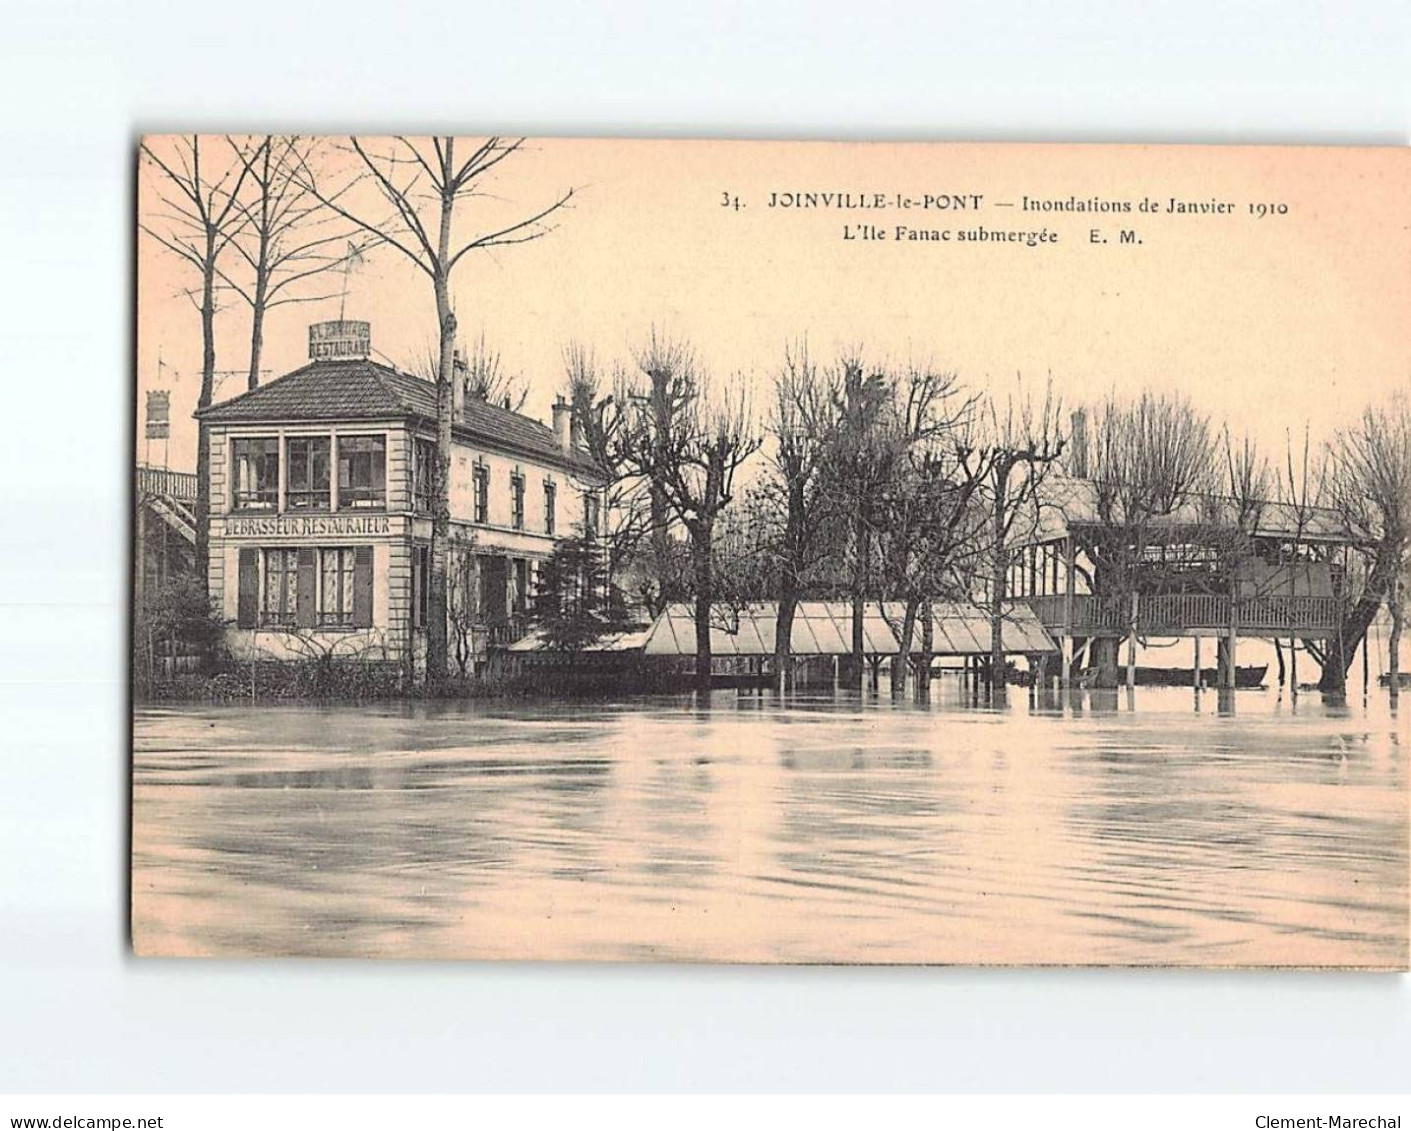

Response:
(132, 685), (1409, 966)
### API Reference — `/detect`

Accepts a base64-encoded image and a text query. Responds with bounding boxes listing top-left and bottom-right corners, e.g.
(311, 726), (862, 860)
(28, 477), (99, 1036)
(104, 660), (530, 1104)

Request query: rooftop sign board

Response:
(308, 320), (371, 360)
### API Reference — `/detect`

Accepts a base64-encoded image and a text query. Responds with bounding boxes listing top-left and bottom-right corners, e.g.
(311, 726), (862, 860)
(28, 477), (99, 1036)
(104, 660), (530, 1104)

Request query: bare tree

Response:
(1082, 390), (1216, 686)
(298, 137), (574, 681)
(222, 135), (363, 390)
(412, 331), (529, 414)
(967, 380), (1066, 701)
(822, 354), (900, 690)
(1325, 393), (1411, 697)
(1276, 424), (1328, 692)
(617, 335), (761, 692)
(878, 420), (990, 699)
(459, 330), (528, 412)
(563, 343), (658, 614)
(139, 136), (254, 582)
(764, 341), (845, 690)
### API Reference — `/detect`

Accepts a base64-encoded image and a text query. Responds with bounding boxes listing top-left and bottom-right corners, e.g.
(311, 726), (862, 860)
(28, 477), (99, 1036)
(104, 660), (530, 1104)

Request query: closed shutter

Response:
(353, 545), (374, 628)
(296, 547), (317, 628)
(237, 547), (259, 629)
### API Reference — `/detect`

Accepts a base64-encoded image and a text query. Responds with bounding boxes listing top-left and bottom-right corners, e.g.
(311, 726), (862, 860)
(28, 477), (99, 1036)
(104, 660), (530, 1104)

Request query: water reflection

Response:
(132, 687), (1408, 965)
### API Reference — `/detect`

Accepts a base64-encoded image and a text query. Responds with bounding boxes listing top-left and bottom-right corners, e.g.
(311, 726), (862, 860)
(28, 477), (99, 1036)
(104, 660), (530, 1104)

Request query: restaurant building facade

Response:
(196, 321), (605, 673)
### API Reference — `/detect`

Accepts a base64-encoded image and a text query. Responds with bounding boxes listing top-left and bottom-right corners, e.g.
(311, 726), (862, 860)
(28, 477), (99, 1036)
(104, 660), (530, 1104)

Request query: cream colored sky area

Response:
(136, 138), (1408, 472)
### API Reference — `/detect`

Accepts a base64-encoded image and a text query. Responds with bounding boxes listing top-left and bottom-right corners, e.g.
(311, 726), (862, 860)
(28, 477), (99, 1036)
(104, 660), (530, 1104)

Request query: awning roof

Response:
(507, 627), (652, 653)
(640, 600), (1056, 657)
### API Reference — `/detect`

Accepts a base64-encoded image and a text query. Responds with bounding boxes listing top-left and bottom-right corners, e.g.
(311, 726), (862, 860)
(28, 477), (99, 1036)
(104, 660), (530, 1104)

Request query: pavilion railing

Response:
(1025, 592), (1343, 636)
(137, 465), (199, 503)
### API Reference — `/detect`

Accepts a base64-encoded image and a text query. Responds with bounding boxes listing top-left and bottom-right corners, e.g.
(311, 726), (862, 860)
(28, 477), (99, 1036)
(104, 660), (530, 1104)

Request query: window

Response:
(412, 438), (437, 513)
(511, 470), (525, 531)
(237, 545), (373, 631)
(583, 490), (600, 538)
(473, 463), (490, 524)
(339, 436), (386, 509)
(544, 480), (556, 535)
(319, 548), (356, 626)
(261, 548), (298, 626)
(286, 436), (331, 510)
(231, 437), (279, 510)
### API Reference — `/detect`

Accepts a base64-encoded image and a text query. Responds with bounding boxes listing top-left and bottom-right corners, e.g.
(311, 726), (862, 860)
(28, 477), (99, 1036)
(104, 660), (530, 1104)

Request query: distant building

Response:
(196, 321), (605, 671)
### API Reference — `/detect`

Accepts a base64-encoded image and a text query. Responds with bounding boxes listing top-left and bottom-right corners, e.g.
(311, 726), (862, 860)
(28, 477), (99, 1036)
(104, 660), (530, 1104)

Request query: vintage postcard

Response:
(132, 137), (1409, 965)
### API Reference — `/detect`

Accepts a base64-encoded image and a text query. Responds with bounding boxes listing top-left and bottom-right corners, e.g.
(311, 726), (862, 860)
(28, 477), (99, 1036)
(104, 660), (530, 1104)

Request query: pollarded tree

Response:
(616, 334), (761, 693)
(763, 341), (846, 689)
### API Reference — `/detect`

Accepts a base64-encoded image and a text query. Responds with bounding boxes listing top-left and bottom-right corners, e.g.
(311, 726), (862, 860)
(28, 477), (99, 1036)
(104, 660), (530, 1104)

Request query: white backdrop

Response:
(1, 0), (1408, 1093)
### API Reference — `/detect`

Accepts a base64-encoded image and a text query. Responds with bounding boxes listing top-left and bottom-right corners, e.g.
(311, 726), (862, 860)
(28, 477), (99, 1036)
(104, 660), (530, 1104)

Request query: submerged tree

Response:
(616, 334), (760, 693)
(966, 379), (1066, 701)
(762, 341), (845, 689)
(299, 136), (573, 683)
(1081, 390), (1216, 686)
(1324, 393), (1411, 697)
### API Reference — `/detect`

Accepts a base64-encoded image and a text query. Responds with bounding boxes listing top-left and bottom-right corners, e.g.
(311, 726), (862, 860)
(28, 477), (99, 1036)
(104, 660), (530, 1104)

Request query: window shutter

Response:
(237, 547), (259, 629)
(353, 545), (374, 628)
(296, 547), (317, 629)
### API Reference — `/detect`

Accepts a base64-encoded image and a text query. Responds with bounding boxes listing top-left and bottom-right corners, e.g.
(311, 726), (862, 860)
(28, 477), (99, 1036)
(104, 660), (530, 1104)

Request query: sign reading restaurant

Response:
(225, 514), (392, 538)
(308, 319), (372, 360)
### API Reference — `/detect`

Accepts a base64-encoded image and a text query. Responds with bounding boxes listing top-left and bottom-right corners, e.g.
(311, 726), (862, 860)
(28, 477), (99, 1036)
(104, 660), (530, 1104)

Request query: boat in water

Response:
(1134, 664), (1268, 689)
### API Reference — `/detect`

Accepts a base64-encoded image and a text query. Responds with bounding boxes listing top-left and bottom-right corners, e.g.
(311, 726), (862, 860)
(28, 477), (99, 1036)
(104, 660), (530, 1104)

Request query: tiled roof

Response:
(198, 358), (601, 474)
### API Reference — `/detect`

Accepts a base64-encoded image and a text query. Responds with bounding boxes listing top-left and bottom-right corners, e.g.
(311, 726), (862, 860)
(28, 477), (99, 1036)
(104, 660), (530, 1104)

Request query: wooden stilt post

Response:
(1193, 635), (1202, 690)
(1290, 638), (1298, 698)
(1061, 535), (1075, 693)
(1126, 591), (1138, 690)
(1223, 580), (1238, 690)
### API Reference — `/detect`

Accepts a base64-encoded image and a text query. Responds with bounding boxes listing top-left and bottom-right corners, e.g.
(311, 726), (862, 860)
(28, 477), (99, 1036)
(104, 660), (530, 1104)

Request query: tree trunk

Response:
(893, 596), (918, 701)
(848, 509), (866, 691)
(917, 599), (934, 702)
(1090, 637), (1119, 688)
(774, 584), (798, 694)
(692, 529), (713, 694)
(990, 474), (1008, 702)
(193, 238), (217, 586)
(648, 368), (674, 612)
(247, 269), (267, 391)
(1318, 540), (1400, 693)
(1389, 569), (1402, 704)
(425, 147), (458, 685)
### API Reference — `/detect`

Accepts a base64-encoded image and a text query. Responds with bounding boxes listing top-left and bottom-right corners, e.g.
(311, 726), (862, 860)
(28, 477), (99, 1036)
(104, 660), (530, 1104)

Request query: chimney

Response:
(1069, 408), (1089, 478)
(452, 349), (467, 422)
(551, 399), (572, 451)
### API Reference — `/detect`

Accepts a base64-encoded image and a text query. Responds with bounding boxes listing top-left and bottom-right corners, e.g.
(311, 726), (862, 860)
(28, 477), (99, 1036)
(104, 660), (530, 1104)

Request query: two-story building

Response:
(196, 321), (605, 672)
